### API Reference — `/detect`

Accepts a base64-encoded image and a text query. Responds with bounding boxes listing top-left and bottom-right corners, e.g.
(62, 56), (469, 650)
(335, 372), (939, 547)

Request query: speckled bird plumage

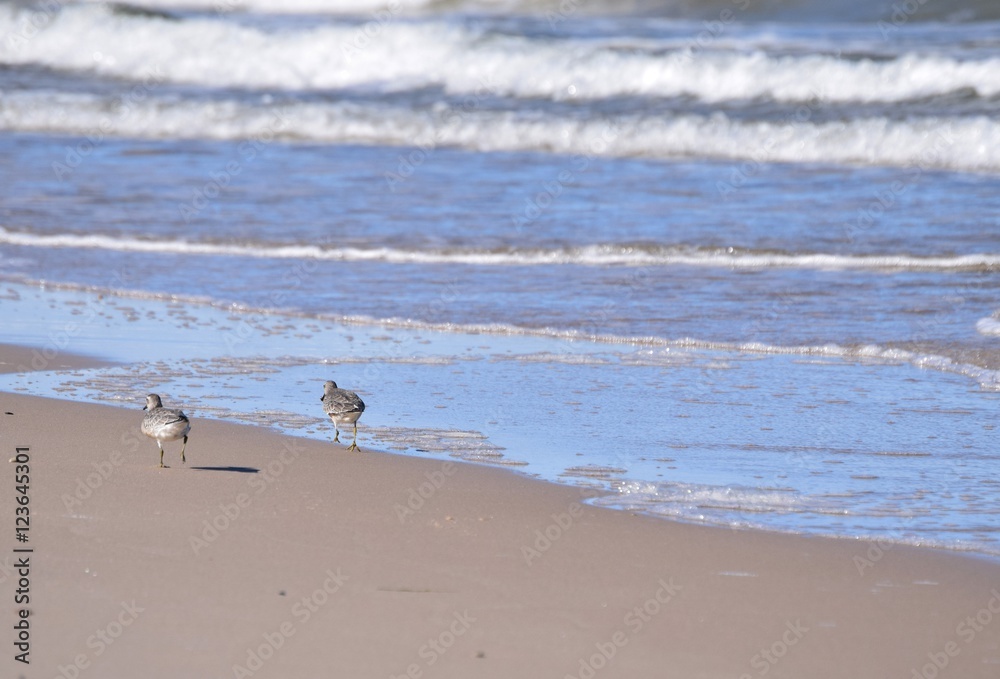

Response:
(141, 393), (191, 467)
(320, 380), (365, 451)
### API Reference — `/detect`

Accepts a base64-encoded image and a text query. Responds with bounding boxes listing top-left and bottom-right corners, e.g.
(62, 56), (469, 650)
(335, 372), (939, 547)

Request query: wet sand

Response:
(2, 343), (1000, 678)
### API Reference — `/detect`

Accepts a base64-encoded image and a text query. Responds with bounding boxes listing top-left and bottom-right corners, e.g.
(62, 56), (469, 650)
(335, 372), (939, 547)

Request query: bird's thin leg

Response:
(348, 422), (359, 452)
(333, 426), (341, 443)
(180, 435), (187, 464)
(158, 443), (165, 468)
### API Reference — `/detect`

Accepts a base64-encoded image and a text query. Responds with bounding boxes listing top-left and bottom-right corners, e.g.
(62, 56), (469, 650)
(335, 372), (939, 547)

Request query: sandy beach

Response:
(3, 345), (999, 679)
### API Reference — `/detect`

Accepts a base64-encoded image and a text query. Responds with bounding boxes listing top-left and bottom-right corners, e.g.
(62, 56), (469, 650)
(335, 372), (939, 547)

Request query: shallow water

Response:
(4, 283), (1000, 555)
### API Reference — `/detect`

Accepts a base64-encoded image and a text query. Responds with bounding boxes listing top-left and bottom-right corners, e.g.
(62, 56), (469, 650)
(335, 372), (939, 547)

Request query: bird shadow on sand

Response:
(188, 466), (259, 474)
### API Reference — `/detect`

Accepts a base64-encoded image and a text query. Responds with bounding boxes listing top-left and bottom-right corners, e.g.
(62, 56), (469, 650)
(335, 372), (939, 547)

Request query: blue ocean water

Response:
(1, 0), (999, 554)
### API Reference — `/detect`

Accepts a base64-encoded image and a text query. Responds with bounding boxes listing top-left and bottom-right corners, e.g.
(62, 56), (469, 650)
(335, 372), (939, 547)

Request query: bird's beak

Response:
(143, 405), (148, 411)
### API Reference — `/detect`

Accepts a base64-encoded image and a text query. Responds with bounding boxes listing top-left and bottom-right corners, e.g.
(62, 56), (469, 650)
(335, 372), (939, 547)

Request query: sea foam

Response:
(2, 4), (999, 104)
(2, 91), (997, 172)
(3, 227), (1000, 270)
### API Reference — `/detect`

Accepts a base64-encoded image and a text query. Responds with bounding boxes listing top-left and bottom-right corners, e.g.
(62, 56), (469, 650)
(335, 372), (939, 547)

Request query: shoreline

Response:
(4, 383), (1000, 676)
(4, 334), (997, 561)
(0, 341), (117, 375)
(3, 282), (999, 559)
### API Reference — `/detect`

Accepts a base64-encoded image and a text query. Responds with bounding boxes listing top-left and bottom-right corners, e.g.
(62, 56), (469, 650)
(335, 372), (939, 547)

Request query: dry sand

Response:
(2, 345), (1000, 679)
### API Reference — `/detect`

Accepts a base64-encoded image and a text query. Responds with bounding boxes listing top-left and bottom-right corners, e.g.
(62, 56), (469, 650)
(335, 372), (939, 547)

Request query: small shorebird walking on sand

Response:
(321, 380), (365, 452)
(141, 394), (191, 468)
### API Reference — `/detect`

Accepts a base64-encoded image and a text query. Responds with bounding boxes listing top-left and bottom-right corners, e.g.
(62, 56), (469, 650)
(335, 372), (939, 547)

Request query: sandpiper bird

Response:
(321, 380), (365, 452)
(141, 394), (191, 468)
